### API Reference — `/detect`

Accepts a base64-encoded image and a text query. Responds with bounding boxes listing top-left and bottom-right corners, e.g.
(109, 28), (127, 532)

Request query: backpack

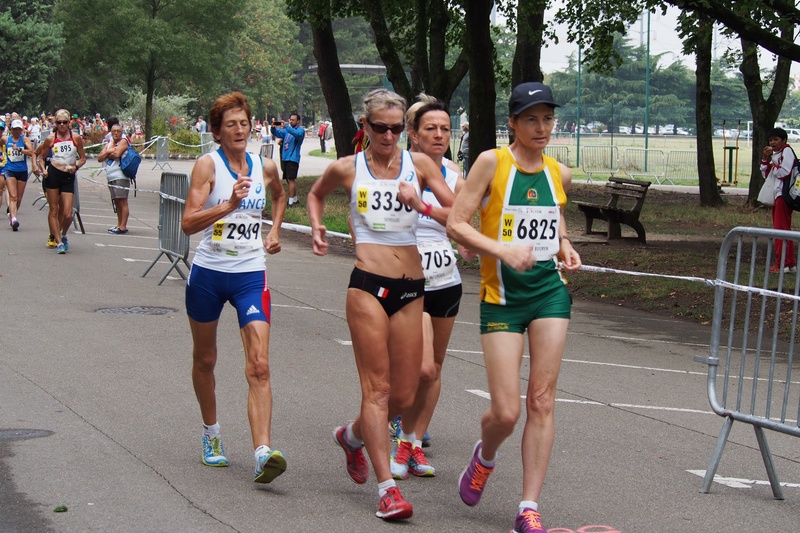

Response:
(780, 145), (800, 210)
(120, 136), (141, 179)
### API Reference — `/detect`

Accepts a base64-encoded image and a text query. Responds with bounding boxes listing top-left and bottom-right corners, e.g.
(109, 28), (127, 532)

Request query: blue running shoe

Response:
(61, 235), (68, 251)
(56, 243), (66, 254)
(422, 431), (431, 448)
(390, 416), (402, 441)
(201, 434), (228, 467)
(254, 449), (287, 483)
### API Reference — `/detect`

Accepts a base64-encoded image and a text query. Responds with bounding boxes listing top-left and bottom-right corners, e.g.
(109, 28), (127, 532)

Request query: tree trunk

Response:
(464, 0), (495, 169)
(512, 0), (545, 85)
(311, 5), (357, 157)
(694, 18), (724, 207)
(740, 29), (793, 205)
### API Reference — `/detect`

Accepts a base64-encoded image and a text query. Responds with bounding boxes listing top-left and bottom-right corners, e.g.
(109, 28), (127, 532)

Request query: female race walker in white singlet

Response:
(389, 95), (467, 480)
(307, 88), (455, 522)
(181, 92), (288, 485)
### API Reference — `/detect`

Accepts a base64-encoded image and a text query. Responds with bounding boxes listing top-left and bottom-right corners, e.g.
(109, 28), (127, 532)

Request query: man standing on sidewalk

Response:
(271, 113), (305, 207)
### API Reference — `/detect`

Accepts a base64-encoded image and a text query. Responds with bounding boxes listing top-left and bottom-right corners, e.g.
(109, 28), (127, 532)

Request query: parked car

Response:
(786, 128), (800, 142)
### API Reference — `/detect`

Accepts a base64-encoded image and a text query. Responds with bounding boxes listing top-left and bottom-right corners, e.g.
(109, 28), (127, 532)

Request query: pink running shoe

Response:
(333, 425), (369, 484)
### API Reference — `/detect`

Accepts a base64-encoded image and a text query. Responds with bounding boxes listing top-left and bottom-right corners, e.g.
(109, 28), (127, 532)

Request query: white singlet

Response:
(193, 149), (267, 273)
(350, 150), (420, 246)
(50, 134), (79, 167)
(417, 160), (461, 290)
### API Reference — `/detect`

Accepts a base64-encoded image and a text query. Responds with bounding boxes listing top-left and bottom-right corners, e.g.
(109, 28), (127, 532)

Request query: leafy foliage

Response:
(0, 4), (63, 113)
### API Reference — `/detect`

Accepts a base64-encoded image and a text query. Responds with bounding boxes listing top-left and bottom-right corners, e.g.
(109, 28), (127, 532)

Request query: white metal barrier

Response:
(152, 137), (172, 170)
(580, 145), (619, 183)
(141, 172), (190, 285)
(696, 227), (800, 499)
(665, 150), (699, 184)
(622, 148), (667, 183)
(544, 145), (570, 167)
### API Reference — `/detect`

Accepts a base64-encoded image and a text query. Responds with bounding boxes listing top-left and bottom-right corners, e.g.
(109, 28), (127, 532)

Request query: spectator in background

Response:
(195, 115), (207, 134)
(98, 120), (132, 235)
(351, 118), (368, 153)
(458, 122), (470, 177)
(761, 127), (797, 273)
(318, 120), (327, 153)
(271, 113), (305, 207)
(27, 118), (42, 151)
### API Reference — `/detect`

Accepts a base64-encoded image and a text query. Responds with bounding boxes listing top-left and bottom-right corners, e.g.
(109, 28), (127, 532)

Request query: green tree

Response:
(234, 0), (303, 120)
(57, 0), (245, 140)
(0, 3), (63, 114)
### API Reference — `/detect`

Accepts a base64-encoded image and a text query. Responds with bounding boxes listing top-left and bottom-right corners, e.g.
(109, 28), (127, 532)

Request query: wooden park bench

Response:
(574, 177), (651, 244)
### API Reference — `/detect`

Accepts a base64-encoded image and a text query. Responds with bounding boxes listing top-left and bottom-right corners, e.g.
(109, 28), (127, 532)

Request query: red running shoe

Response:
(333, 425), (369, 484)
(376, 487), (413, 520)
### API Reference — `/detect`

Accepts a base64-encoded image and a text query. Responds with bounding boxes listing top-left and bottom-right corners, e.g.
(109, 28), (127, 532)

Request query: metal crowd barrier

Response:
(580, 145), (619, 183)
(665, 150), (699, 184)
(141, 172), (191, 285)
(260, 143), (274, 160)
(152, 137), (172, 170)
(200, 132), (215, 155)
(544, 145), (570, 167)
(696, 227), (800, 499)
(622, 148), (668, 184)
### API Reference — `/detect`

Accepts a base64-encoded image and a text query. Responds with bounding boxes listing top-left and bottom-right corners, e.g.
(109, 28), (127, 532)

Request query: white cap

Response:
(10, 119), (23, 129)
(22, 116), (27, 121)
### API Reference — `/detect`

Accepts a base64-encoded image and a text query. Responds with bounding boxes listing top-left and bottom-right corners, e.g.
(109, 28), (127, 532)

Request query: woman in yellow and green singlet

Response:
(447, 82), (581, 533)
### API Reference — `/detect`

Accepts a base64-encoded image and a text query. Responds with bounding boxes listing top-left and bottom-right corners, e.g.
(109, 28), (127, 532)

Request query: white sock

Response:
(413, 439), (423, 449)
(519, 500), (538, 513)
(378, 479), (396, 497)
(202, 422), (220, 437)
(399, 430), (416, 443)
(344, 423), (362, 448)
(254, 444), (270, 460)
(478, 447), (496, 468)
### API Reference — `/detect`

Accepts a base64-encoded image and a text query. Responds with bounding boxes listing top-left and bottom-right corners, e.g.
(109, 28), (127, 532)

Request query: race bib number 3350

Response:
(357, 180), (417, 232)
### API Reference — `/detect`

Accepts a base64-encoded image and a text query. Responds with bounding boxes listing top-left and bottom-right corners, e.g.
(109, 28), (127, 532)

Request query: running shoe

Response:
(61, 235), (68, 251)
(458, 440), (494, 506)
(409, 444), (435, 477)
(46, 234), (57, 248)
(10, 217), (18, 231)
(390, 439), (413, 480)
(421, 431), (431, 448)
(333, 425), (368, 484)
(108, 227), (128, 234)
(513, 508), (546, 533)
(56, 243), (66, 254)
(375, 487), (413, 520)
(253, 449), (286, 483)
(389, 415), (402, 441)
(201, 434), (229, 467)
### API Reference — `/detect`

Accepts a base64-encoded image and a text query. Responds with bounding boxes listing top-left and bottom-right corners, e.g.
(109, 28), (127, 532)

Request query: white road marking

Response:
(466, 389), (714, 415)
(94, 242), (159, 251)
(85, 231), (156, 240)
(686, 470), (800, 489)
(335, 339), (352, 346)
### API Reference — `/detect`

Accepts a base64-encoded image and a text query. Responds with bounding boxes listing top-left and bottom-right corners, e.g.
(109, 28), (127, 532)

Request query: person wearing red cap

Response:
(447, 81), (582, 533)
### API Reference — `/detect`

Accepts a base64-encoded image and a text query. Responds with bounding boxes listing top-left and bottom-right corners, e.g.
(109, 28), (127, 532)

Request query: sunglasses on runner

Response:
(56, 121), (69, 125)
(367, 119), (404, 135)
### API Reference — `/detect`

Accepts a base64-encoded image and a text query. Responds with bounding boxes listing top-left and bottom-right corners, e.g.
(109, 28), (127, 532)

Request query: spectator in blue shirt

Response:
(271, 113), (305, 206)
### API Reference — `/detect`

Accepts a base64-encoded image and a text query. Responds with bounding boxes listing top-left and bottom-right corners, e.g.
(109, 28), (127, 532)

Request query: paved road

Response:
(1, 142), (797, 532)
